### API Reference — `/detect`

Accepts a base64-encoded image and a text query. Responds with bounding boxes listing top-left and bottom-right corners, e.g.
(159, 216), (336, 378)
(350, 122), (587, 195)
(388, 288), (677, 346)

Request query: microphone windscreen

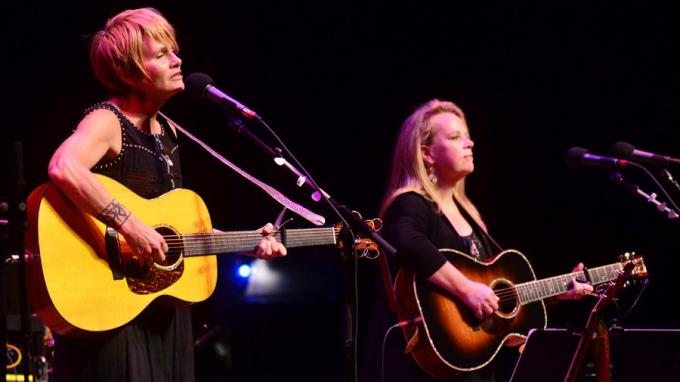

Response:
(612, 141), (635, 159)
(564, 147), (588, 169)
(185, 72), (214, 99)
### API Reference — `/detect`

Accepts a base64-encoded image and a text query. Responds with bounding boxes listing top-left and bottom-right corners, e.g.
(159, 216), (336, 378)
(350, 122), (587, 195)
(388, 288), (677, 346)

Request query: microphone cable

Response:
(381, 322), (402, 382)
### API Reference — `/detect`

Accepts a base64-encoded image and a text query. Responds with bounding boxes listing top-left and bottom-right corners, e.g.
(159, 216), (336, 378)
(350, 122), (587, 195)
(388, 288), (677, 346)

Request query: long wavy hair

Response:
(381, 99), (486, 230)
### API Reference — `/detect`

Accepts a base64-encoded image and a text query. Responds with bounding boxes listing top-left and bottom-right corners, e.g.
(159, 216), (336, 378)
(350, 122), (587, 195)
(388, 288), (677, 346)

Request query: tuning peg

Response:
(369, 218), (383, 232)
(618, 251), (636, 261)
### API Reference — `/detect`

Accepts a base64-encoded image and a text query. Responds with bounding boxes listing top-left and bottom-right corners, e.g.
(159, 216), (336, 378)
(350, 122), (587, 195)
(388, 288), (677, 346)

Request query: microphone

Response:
(613, 141), (680, 168)
(565, 147), (632, 170)
(185, 72), (261, 121)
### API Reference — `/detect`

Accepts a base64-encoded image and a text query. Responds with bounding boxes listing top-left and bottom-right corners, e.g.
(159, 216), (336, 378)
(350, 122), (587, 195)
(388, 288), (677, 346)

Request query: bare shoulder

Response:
(75, 108), (120, 137)
(67, 107), (123, 158)
(49, 107), (124, 169)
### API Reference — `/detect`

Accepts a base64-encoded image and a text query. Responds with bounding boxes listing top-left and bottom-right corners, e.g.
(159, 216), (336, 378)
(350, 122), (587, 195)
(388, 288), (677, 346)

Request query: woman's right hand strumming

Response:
(118, 214), (168, 267)
(460, 280), (499, 321)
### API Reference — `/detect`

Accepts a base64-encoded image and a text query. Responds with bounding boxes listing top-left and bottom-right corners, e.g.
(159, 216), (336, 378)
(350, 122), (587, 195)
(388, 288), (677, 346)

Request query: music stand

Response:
(509, 328), (581, 382)
(609, 328), (680, 382)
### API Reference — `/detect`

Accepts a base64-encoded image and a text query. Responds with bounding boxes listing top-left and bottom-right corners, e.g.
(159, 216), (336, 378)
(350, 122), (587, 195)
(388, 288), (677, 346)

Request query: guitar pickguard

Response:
(123, 225), (186, 295)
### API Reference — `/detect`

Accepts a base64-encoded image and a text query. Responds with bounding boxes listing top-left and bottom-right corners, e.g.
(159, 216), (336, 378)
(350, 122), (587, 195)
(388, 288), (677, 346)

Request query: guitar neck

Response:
(515, 262), (624, 304)
(181, 227), (339, 257)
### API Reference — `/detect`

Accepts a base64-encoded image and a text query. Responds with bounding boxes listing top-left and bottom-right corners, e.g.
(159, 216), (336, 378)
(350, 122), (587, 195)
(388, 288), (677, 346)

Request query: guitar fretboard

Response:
(180, 227), (338, 257)
(515, 262), (624, 304)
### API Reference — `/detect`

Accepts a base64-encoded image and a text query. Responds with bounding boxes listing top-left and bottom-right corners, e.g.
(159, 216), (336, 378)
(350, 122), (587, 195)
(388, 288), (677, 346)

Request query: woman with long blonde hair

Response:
(382, 99), (498, 324)
(368, 99), (592, 381)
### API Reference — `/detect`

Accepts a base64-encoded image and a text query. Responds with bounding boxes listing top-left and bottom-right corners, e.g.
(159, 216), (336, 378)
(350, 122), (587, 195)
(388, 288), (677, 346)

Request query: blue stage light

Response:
(237, 263), (252, 278)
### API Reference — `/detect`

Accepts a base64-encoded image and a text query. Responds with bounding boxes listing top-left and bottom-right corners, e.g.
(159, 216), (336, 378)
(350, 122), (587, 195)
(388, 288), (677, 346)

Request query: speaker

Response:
(610, 328), (680, 382)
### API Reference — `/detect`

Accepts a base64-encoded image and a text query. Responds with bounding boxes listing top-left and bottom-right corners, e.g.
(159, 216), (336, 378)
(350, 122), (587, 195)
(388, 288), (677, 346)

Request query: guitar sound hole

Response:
(493, 281), (518, 314)
(125, 225), (186, 295)
(155, 226), (182, 266)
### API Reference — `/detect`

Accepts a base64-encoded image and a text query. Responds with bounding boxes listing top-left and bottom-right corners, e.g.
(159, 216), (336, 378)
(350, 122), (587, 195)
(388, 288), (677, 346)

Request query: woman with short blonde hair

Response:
(89, 8), (180, 95)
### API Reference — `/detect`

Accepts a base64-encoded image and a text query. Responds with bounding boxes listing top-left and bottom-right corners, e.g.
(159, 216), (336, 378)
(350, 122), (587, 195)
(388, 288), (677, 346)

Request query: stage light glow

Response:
(244, 259), (283, 296)
(237, 264), (252, 278)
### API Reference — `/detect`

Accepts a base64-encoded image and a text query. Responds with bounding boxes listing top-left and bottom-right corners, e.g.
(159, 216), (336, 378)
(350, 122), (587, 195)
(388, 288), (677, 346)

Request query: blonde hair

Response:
(90, 7), (179, 94)
(381, 99), (485, 229)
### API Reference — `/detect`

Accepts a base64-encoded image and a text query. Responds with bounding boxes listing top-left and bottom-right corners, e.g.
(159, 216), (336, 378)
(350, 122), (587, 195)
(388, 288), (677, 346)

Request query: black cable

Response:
(634, 163), (680, 213)
(381, 323), (401, 382)
(617, 278), (649, 324)
(354, 247), (359, 382)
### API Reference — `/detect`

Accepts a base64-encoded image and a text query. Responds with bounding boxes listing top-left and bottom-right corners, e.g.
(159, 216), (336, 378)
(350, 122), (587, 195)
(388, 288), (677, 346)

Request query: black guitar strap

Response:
(453, 197), (504, 254)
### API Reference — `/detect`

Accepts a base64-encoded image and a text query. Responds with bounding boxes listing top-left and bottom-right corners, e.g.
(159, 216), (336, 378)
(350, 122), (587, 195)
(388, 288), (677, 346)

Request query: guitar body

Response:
(394, 249), (547, 380)
(26, 175), (217, 336)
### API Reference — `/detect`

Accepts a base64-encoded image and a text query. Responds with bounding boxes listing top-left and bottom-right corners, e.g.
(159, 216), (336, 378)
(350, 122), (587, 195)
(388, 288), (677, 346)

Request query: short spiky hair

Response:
(89, 7), (179, 94)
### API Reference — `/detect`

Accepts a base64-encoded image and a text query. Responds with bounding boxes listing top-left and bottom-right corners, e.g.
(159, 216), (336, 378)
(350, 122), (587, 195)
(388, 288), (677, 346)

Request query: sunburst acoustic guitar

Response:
(394, 248), (648, 380)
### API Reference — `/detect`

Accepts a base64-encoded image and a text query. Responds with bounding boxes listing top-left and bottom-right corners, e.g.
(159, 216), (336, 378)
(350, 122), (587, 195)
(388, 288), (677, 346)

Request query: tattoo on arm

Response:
(97, 199), (131, 229)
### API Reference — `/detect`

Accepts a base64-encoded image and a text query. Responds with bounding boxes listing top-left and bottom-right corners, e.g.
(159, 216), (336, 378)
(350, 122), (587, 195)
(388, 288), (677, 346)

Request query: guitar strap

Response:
(453, 197), (504, 254)
(158, 111), (326, 226)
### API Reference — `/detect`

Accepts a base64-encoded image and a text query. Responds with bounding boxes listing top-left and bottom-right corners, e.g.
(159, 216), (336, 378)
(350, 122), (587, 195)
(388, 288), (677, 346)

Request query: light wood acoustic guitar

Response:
(394, 248), (647, 380)
(25, 174), (370, 336)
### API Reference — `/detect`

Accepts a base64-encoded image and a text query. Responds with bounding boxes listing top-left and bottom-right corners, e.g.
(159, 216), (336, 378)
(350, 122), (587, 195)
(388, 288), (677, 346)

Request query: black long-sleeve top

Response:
(382, 191), (496, 279)
(360, 191), (505, 382)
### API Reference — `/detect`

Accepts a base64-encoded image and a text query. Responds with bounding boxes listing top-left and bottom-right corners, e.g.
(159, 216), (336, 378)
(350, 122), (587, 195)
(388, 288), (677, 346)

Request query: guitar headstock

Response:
(335, 211), (383, 259)
(618, 251), (648, 278)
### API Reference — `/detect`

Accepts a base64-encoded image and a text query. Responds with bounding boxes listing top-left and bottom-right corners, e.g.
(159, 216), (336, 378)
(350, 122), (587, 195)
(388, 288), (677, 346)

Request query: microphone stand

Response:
(224, 116), (397, 253)
(2, 142), (32, 382)
(609, 172), (680, 220)
(658, 168), (680, 195)
(1, 199), (8, 382)
(224, 115), (400, 382)
(225, 119), (317, 197)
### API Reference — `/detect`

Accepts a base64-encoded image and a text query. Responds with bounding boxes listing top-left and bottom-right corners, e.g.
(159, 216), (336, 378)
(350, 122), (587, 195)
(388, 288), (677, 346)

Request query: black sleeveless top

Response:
(53, 103), (194, 382)
(88, 102), (183, 198)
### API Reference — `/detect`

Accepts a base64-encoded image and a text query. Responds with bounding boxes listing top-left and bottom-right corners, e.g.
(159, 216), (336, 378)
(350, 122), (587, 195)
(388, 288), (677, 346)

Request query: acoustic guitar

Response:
(25, 174), (367, 336)
(394, 248), (647, 380)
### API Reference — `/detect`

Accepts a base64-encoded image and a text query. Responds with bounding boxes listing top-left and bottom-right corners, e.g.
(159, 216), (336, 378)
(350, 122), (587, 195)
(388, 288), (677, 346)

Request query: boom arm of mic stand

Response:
(227, 117), (325, 199)
(226, 116), (398, 255)
(227, 118), (280, 158)
(609, 172), (680, 220)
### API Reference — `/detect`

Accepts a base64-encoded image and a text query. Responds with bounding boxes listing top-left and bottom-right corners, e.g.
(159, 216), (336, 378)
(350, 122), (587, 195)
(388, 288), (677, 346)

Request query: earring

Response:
(427, 166), (438, 184)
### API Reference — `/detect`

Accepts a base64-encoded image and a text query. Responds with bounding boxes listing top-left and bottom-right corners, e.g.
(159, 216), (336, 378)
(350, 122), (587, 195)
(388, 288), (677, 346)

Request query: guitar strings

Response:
(490, 266), (621, 303)
(160, 228), (339, 244)
(166, 233), (339, 248)
(145, 228), (342, 253)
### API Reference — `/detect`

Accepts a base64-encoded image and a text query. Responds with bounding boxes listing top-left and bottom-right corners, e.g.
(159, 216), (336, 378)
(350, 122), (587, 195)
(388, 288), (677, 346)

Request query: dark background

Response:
(4, 1), (680, 381)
